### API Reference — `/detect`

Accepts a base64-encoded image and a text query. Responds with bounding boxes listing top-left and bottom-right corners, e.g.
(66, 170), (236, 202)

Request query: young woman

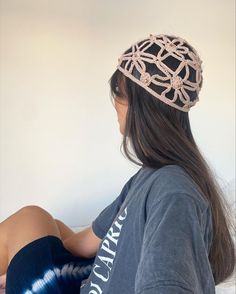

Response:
(0, 34), (235, 293)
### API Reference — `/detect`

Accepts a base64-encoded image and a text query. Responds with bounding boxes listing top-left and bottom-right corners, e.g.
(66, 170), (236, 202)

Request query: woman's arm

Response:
(54, 219), (102, 258)
(135, 193), (214, 294)
(63, 226), (102, 258)
(54, 219), (75, 241)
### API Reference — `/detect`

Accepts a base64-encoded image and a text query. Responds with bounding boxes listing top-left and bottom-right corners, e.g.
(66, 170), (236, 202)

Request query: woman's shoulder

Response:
(135, 164), (210, 211)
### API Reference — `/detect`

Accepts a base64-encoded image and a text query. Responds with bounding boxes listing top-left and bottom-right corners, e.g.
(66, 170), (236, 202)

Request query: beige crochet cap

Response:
(117, 34), (203, 112)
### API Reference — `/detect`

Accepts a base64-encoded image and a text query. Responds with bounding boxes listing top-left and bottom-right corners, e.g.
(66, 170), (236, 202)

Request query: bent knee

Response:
(20, 205), (43, 211)
(12, 205), (55, 226)
(19, 205), (50, 216)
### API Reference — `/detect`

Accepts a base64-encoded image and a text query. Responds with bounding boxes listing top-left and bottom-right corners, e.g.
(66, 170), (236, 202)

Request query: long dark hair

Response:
(109, 41), (235, 285)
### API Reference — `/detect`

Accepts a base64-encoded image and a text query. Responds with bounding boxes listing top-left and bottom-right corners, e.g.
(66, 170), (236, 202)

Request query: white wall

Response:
(0, 0), (235, 227)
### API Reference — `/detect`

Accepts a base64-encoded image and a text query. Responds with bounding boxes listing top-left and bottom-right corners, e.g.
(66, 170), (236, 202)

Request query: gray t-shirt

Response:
(80, 165), (215, 294)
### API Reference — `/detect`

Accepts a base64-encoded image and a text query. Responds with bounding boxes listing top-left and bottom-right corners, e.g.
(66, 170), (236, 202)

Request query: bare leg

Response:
(0, 206), (74, 277)
(0, 226), (8, 276)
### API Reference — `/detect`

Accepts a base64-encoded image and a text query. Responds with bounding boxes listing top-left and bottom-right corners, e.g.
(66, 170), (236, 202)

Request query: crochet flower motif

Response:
(140, 72), (152, 86)
(117, 34), (203, 112)
(162, 36), (189, 59)
(171, 76), (183, 89)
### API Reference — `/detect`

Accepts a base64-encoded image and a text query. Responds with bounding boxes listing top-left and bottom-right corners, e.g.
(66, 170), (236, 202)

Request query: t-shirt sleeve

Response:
(92, 173), (137, 239)
(135, 193), (214, 294)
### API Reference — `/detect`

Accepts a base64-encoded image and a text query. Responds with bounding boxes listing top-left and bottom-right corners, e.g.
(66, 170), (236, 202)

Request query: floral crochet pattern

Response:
(117, 34), (203, 112)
